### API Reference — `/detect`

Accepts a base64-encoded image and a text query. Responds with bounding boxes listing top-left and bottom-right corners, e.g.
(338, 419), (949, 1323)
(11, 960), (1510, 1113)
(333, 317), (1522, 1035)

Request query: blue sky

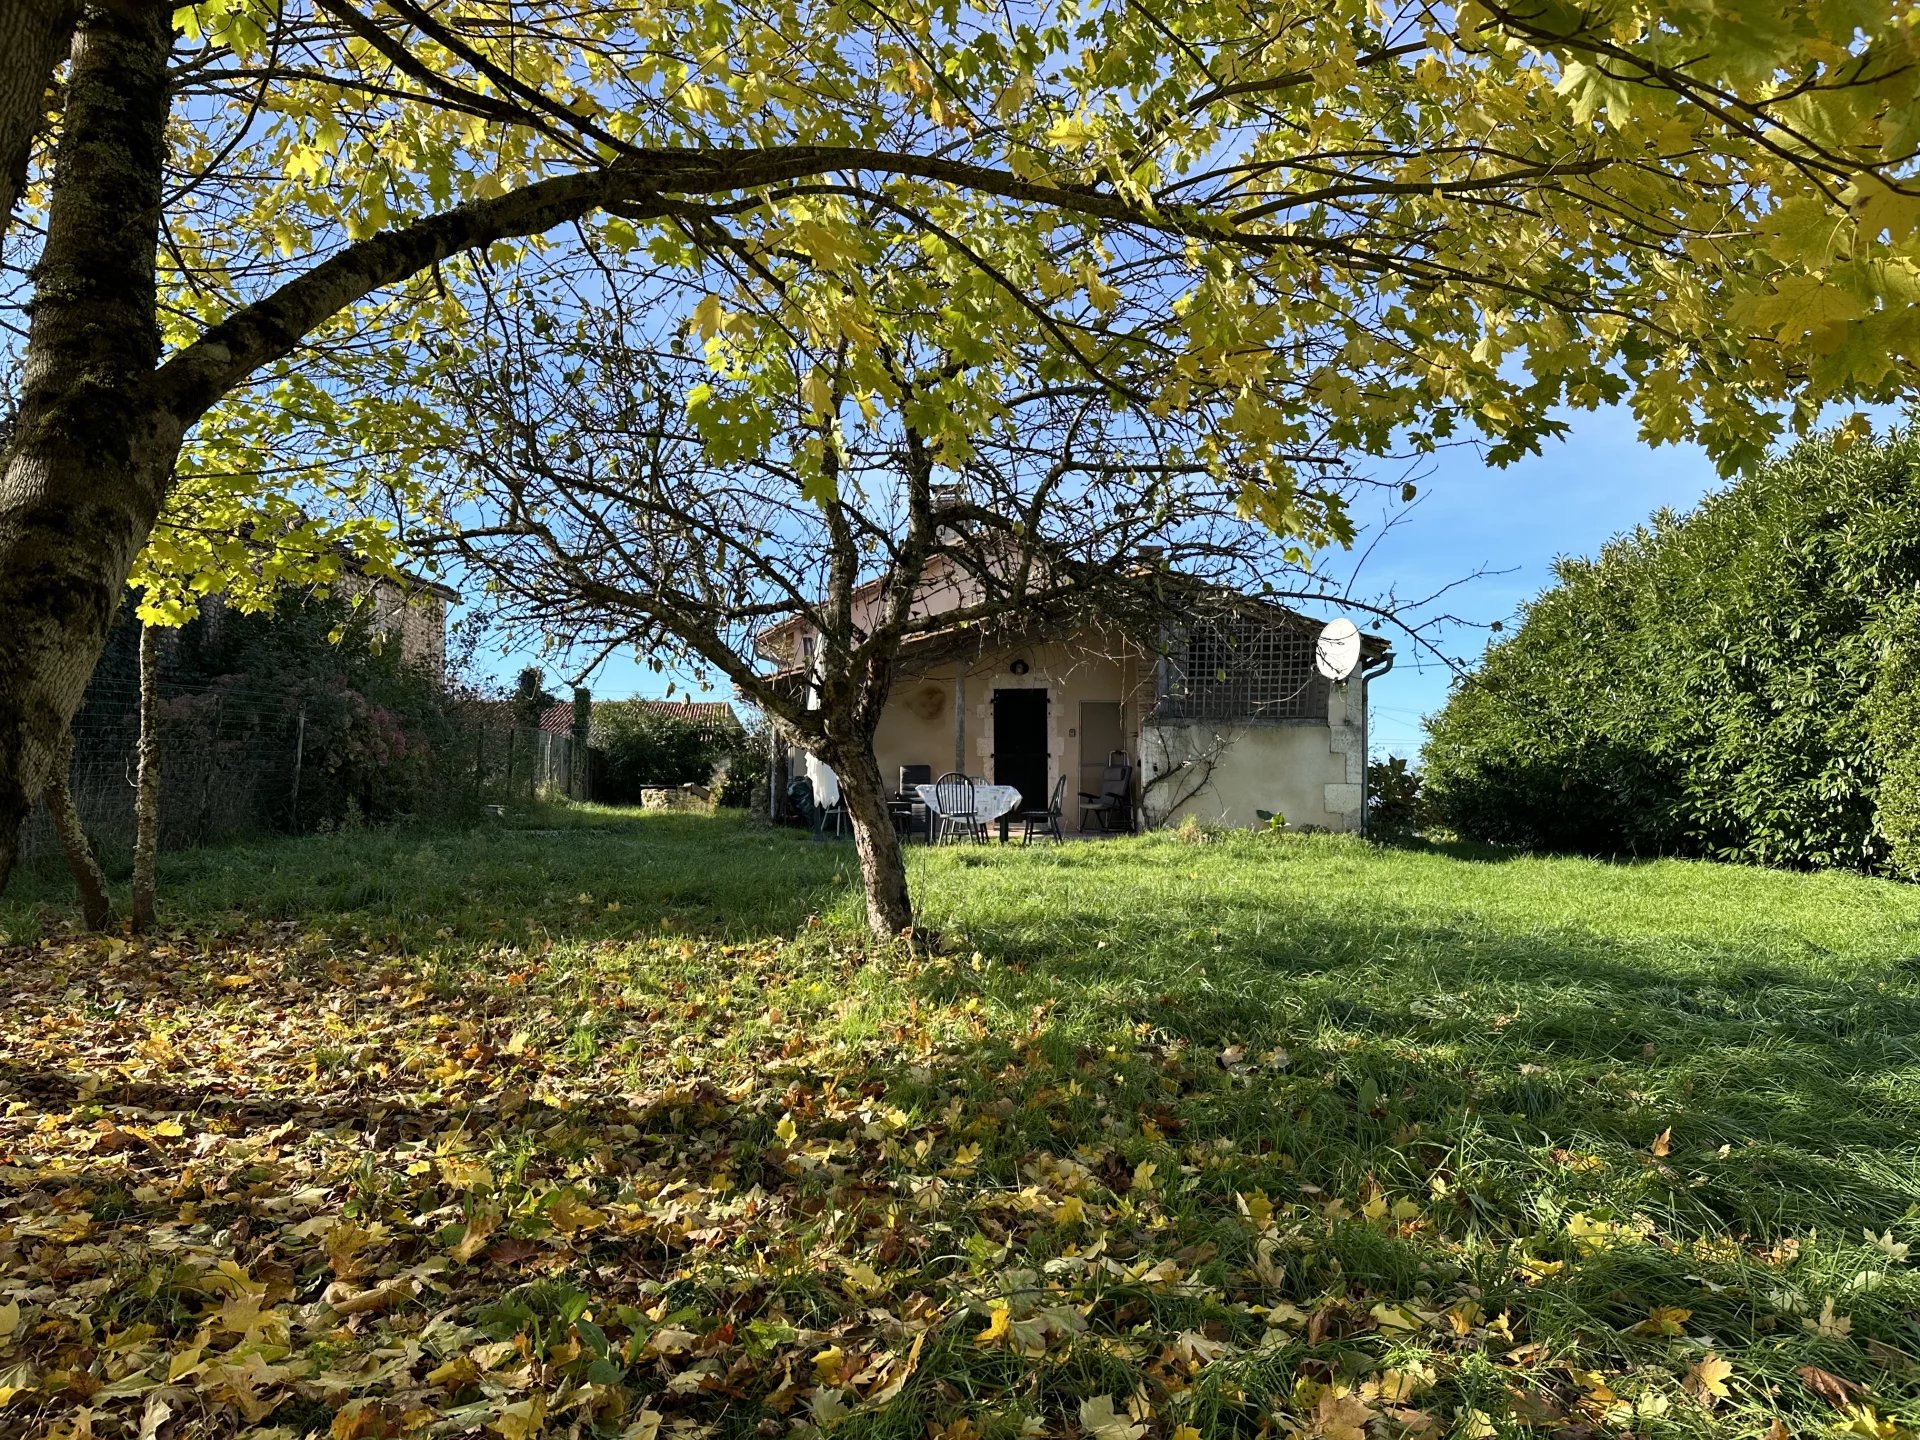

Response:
(1354, 404), (1731, 759)
(463, 402), (1753, 759)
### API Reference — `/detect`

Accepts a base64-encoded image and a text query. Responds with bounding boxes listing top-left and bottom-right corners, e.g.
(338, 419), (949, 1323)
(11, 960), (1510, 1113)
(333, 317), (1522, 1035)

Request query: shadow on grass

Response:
(0, 810), (858, 946)
(6, 818), (1920, 1438)
(1363, 829), (1674, 867)
(902, 834), (1920, 1241)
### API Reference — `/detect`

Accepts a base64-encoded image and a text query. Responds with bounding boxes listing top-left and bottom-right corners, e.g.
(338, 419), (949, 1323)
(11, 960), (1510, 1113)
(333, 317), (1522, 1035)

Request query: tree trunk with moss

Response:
(0, 1), (173, 898)
(44, 729), (110, 931)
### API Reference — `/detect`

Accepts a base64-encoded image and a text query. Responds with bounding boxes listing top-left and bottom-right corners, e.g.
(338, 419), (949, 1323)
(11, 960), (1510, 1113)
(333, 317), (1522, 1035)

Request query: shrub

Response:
(595, 702), (747, 801)
(1424, 424), (1920, 872)
(1868, 620), (1920, 879)
(1366, 756), (1426, 832)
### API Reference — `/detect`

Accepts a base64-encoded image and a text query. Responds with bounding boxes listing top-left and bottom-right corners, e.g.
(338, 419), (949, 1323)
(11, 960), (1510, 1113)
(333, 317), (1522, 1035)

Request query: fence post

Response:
(289, 706), (305, 830)
(570, 685), (592, 801)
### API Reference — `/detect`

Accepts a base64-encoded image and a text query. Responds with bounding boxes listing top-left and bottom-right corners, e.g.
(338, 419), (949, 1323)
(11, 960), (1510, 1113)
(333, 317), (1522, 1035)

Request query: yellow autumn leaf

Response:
(491, 1393), (546, 1440)
(802, 368), (836, 418)
(813, 1344), (848, 1384)
(1686, 1352), (1734, 1406)
(545, 1191), (604, 1235)
(1078, 1393), (1146, 1440)
(842, 1261), (884, 1298)
(976, 1300), (1011, 1346)
(1370, 1302), (1421, 1333)
(691, 293), (729, 339)
(1629, 1305), (1692, 1336)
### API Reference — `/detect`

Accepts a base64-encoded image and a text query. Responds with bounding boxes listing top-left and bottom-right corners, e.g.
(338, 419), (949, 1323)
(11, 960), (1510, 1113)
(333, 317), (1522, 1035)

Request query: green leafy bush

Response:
(1425, 424), (1920, 872)
(1867, 620), (1920, 879)
(595, 701), (748, 801)
(1366, 756), (1427, 833)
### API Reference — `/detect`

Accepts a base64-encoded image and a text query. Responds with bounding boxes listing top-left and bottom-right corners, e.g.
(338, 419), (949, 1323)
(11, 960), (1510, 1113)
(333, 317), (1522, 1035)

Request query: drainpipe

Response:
(954, 673), (966, 774)
(1357, 650), (1395, 835)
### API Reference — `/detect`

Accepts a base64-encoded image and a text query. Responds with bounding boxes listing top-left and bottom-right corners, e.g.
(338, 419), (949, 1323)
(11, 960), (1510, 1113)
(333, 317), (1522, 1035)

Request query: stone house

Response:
(755, 560), (1392, 834)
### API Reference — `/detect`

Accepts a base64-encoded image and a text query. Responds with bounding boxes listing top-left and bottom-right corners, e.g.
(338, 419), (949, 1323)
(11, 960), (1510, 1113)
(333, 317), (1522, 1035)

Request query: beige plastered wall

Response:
(869, 633), (1152, 832)
(1139, 677), (1367, 832)
(803, 634), (1370, 835)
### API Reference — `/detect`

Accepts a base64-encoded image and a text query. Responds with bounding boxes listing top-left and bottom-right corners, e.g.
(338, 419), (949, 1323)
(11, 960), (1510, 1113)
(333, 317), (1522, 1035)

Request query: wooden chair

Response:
(1077, 751), (1134, 832)
(931, 771), (986, 843)
(1020, 774), (1068, 844)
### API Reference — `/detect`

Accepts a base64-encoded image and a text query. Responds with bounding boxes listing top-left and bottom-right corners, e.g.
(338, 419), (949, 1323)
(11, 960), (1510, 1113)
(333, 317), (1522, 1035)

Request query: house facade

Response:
(339, 567), (459, 680)
(758, 566), (1390, 834)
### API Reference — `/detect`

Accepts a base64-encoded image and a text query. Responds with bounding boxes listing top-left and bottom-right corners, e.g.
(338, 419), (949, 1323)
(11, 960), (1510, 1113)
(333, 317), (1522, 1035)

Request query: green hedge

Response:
(594, 701), (751, 803)
(1424, 425), (1920, 874)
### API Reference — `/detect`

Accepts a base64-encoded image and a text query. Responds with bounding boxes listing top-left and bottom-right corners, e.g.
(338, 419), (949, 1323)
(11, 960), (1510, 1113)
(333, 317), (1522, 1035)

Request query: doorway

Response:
(1079, 702), (1123, 800)
(992, 688), (1049, 811)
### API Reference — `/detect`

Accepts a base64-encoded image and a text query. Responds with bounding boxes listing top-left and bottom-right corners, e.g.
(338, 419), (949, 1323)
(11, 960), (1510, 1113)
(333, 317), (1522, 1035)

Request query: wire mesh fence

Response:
(14, 651), (591, 872)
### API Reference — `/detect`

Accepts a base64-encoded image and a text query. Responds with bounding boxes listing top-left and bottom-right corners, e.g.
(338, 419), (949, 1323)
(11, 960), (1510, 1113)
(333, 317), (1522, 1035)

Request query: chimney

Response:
(930, 482), (968, 547)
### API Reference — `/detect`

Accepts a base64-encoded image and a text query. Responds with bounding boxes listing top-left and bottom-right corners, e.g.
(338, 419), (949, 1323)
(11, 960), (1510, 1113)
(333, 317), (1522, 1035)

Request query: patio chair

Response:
(931, 771), (986, 843)
(891, 764), (933, 843)
(1019, 774), (1068, 844)
(1078, 750), (1135, 832)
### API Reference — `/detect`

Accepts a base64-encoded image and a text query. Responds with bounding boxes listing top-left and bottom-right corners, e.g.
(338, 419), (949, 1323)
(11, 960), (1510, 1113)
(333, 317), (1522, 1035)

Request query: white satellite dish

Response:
(1315, 617), (1362, 681)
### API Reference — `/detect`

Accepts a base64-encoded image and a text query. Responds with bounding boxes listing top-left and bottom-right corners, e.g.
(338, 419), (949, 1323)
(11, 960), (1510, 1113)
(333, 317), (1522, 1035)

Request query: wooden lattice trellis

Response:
(1154, 615), (1331, 722)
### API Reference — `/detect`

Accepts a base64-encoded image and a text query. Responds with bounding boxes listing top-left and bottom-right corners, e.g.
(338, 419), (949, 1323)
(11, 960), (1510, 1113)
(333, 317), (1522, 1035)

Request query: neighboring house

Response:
(756, 560), (1391, 833)
(537, 697), (740, 745)
(338, 566), (459, 681)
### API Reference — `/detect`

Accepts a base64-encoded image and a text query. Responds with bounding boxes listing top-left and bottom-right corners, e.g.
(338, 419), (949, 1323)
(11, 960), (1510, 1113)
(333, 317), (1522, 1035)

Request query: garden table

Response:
(916, 781), (1024, 842)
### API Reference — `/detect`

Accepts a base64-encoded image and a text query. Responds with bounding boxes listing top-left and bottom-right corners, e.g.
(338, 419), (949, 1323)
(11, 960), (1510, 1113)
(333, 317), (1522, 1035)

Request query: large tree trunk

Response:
(44, 729), (110, 931)
(834, 742), (914, 939)
(0, 0), (77, 240)
(130, 619), (159, 931)
(0, 0), (176, 897)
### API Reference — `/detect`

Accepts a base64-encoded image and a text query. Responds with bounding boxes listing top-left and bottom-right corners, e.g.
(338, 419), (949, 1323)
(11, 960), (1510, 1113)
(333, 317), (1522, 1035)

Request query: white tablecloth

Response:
(915, 782), (1024, 826)
(804, 754), (839, 809)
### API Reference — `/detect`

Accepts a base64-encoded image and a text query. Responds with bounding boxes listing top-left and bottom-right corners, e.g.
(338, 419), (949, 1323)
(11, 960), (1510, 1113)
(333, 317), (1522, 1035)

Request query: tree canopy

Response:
(4, 0), (1920, 886)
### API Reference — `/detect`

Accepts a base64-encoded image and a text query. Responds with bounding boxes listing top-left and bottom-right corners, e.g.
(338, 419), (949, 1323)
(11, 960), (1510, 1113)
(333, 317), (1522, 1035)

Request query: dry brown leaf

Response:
(323, 1277), (412, 1316)
(1796, 1364), (1866, 1409)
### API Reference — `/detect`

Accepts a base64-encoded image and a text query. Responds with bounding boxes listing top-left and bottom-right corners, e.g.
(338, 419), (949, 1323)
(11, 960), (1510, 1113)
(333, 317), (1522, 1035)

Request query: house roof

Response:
(538, 698), (740, 734)
(379, 563), (460, 605)
(757, 567), (1391, 681)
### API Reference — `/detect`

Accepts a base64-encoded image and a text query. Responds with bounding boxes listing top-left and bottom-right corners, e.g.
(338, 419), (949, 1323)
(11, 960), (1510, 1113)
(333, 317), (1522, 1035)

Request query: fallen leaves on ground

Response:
(0, 914), (1914, 1439)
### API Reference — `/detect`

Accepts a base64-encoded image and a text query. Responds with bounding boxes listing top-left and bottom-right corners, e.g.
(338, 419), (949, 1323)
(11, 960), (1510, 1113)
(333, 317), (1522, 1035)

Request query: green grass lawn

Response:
(4, 811), (1920, 1439)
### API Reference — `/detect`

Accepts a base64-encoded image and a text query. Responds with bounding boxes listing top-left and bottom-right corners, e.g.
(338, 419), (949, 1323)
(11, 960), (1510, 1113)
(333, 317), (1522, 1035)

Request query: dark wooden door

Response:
(992, 688), (1049, 810)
